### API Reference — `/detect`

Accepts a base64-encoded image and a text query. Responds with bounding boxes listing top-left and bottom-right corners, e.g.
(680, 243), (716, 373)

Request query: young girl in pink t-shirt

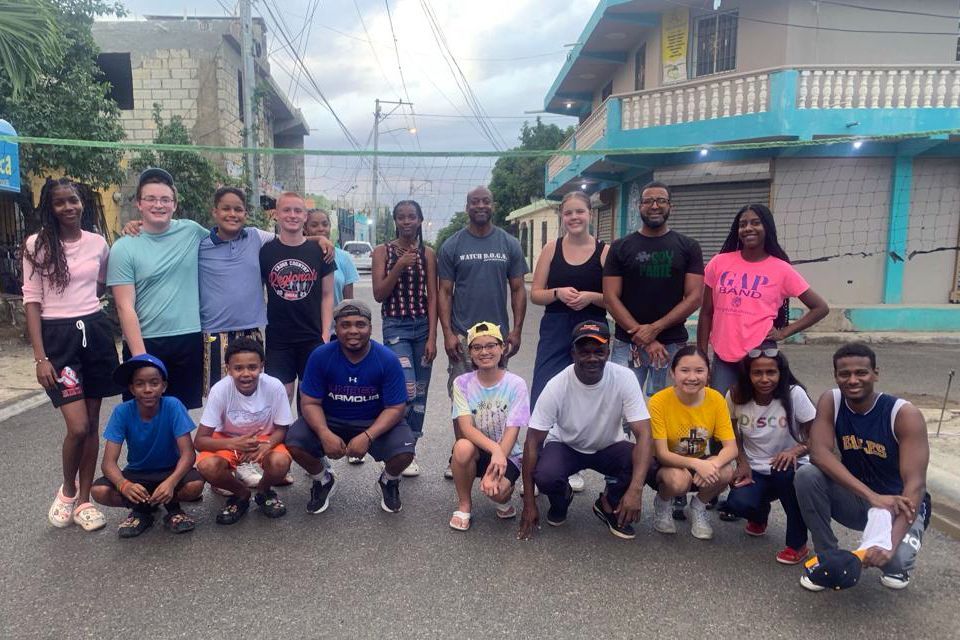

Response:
(696, 204), (828, 395)
(22, 178), (120, 532)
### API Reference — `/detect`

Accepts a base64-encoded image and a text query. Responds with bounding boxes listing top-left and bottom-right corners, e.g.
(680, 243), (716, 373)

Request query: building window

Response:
(634, 44), (646, 91)
(541, 220), (548, 248)
(694, 11), (738, 77)
(96, 53), (134, 110)
(601, 80), (614, 103)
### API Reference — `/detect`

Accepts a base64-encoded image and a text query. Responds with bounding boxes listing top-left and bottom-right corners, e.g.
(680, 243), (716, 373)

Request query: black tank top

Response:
(545, 238), (605, 316)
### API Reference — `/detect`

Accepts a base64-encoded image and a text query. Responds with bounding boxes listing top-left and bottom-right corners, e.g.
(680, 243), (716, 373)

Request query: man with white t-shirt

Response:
(517, 321), (653, 540)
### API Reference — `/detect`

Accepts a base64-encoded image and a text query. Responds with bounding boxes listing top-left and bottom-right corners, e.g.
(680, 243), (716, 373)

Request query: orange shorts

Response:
(197, 432), (291, 470)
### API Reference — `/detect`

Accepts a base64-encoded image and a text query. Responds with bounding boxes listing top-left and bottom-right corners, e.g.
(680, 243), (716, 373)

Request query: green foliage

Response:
(129, 104), (228, 226)
(0, 0), (126, 189)
(433, 211), (467, 254)
(0, 0), (63, 98)
(488, 118), (573, 226)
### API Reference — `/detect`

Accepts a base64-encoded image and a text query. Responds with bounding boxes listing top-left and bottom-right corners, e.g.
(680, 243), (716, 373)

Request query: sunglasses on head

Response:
(748, 346), (779, 358)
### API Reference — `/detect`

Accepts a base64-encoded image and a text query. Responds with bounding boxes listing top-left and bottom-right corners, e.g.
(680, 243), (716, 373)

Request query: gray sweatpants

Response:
(795, 464), (928, 576)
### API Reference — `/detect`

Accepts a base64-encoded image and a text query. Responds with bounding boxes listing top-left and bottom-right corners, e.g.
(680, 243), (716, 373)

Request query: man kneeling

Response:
(196, 337), (293, 524)
(286, 300), (415, 513)
(518, 321), (652, 540)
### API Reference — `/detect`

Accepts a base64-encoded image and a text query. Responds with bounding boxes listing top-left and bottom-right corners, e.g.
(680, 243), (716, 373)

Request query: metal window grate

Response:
(695, 11), (738, 77)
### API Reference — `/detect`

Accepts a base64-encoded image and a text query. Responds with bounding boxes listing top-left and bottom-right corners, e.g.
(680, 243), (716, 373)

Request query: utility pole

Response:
(240, 0), (259, 209)
(372, 98), (415, 246)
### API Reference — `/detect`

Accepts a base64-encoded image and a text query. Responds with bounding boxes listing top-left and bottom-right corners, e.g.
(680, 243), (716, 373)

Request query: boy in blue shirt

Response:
(91, 354), (203, 538)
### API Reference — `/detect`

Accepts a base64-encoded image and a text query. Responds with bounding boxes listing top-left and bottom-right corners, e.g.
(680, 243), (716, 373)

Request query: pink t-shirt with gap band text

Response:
(703, 252), (808, 362)
(21, 230), (109, 319)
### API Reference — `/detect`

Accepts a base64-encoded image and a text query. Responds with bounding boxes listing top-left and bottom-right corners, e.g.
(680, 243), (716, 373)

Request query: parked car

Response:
(343, 241), (373, 273)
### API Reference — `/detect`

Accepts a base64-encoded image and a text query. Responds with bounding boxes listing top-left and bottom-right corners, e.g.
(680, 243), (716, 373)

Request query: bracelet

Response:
(553, 288), (558, 300)
(363, 431), (373, 444)
(119, 479), (130, 494)
(34, 357), (49, 365)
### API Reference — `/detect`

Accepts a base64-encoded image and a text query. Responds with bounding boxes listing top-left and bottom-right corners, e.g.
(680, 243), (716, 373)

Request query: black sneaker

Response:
(672, 495), (688, 521)
(546, 488), (573, 526)
(307, 474), (336, 514)
(592, 496), (636, 540)
(379, 477), (402, 513)
(255, 490), (287, 518)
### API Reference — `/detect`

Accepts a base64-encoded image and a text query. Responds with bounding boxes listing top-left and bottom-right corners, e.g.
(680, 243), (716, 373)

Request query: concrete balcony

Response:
(546, 64), (960, 194)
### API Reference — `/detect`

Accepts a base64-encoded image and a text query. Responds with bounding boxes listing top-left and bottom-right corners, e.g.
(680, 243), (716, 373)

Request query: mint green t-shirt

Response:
(107, 219), (208, 339)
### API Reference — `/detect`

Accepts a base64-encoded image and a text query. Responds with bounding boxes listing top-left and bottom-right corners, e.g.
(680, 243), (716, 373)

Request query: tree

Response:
(488, 118), (574, 227)
(0, 0), (126, 189)
(433, 211), (467, 254)
(0, 0), (63, 98)
(130, 104), (228, 226)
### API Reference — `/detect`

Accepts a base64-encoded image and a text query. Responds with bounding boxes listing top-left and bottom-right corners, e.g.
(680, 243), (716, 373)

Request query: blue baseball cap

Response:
(803, 549), (863, 590)
(113, 354), (168, 386)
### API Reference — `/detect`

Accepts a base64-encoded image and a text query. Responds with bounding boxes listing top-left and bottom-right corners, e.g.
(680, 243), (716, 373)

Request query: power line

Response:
(352, 0), (402, 100)
(816, 1), (960, 20)
(663, 0), (960, 35)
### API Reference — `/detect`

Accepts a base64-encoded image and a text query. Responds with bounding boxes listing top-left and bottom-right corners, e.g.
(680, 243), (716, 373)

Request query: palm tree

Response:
(0, 0), (63, 98)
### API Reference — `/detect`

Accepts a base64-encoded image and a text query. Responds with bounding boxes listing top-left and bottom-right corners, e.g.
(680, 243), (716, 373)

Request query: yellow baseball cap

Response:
(467, 321), (503, 345)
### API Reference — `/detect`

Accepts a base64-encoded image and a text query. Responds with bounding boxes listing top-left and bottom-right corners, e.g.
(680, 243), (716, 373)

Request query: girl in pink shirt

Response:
(22, 178), (120, 532)
(696, 204), (828, 395)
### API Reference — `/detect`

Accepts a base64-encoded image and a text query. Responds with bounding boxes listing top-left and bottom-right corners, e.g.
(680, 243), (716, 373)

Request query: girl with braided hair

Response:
(22, 177), (120, 531)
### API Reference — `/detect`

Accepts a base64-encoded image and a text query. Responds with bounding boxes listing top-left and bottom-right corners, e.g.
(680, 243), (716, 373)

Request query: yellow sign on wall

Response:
(661, 7), (689, 85)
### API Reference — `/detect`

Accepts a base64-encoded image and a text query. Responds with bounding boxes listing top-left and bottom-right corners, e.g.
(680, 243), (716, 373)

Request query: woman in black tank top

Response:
(530, 191), (609, 453)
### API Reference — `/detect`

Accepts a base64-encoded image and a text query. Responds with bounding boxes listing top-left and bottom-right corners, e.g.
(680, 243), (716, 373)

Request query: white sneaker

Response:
(653, 496), (677, 534)
(799, 573), (826, 592)
(519, 482), (539, 497)
(688, 498), (714, 540)
(443, 464), (454, 479)
(880, 573), (910, 590)
(236, 462), (263, 488)
(568, 472), (585, 493)
(402, 458), (422, 477)
(348, 456), (365, 465)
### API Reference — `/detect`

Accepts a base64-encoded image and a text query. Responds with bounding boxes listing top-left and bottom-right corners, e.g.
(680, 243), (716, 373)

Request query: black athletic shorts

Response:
(265, 338), (323, 385)
(203, 328), (263, 396)
(122, 332), (203, 410)
(41, 311), (120, 408)
(476, 450), (521, 484)
(285, 416), (417, 463)
(94, 467), (203, 507)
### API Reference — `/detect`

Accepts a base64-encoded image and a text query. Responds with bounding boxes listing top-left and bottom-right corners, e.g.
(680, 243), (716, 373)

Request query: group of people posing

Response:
(21, 172), (930, 591)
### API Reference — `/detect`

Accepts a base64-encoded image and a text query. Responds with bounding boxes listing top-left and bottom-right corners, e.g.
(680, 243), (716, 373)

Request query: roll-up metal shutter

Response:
(668, 181), (770, 260)
(597, 207), (614, 243)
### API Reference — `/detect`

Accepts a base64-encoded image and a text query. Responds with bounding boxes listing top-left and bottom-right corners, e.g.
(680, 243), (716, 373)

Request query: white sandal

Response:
(72, 502), (107, 532)
(449, 510), (471, 531)
(48, 485), (77, 528)
(495, 504), (517, 519)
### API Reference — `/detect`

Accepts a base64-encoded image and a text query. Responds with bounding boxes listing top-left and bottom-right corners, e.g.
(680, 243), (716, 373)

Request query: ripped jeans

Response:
(382, 315), (432, 439)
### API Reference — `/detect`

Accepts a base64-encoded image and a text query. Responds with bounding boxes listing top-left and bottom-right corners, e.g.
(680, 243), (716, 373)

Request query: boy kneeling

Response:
(91, 355), (203, 538)
(196, 337), (293, 524)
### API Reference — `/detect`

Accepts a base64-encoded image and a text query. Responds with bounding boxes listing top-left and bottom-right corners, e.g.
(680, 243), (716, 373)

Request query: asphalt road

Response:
(2, 278), (959, 639)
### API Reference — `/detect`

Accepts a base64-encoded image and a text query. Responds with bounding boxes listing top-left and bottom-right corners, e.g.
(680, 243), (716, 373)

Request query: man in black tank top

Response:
(796, 343), (930, 591)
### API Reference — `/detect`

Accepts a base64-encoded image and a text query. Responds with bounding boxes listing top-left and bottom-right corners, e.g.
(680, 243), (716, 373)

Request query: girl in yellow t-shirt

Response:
(648, 346), (738, 540)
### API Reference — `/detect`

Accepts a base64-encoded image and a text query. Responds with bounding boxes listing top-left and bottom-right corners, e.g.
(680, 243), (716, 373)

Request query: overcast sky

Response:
(115, 0), (594, 234)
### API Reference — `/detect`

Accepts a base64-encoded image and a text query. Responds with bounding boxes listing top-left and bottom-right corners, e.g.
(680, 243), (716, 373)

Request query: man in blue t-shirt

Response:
(285, 300), (415, 514)
(91, 354), (204, 538)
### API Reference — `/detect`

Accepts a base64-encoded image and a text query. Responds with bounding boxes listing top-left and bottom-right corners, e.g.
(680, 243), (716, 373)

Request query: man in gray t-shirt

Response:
(438, 186), (528, 397)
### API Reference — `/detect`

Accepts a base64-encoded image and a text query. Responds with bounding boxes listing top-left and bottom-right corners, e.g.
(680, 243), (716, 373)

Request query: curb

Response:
(0, 392), (47, 424)
(931, 499), (960, 540)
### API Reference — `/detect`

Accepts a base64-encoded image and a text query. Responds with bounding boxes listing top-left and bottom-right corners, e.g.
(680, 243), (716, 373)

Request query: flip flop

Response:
(495, 504), (517, 519)
(449, 510), (471, 531)
(72, 502), (106, 532)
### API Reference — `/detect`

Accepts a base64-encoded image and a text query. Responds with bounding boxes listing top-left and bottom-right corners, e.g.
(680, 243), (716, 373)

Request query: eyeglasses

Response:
(747, 347), (779, 358)
(141, 196), (175, 205)
(469, 342), (501, 353)
(640, 197), (670, 207)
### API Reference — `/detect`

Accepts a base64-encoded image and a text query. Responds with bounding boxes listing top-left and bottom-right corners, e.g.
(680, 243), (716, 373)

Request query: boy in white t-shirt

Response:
(517, 321), (653, 541)
(195, 337), (294, 524)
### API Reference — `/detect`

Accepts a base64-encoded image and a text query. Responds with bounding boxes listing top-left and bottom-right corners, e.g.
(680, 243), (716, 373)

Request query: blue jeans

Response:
(725, 467), (808, 550)
(382, 316), (432, 439)
(710, 354), (740, 397)
(610, 338), (683, 397)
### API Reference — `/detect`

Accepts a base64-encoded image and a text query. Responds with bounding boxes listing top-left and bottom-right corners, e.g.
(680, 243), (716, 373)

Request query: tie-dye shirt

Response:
(451, 370), (529, 468)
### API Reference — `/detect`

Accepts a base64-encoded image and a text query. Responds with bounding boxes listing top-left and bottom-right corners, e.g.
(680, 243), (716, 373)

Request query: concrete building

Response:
(544, 0), (960, 330)
(92, 15), (309, 228)
(505, 199), (561, 279)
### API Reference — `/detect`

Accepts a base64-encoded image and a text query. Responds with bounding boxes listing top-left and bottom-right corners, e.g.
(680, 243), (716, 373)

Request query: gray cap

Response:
(137, 167), (174, 188)
(333, 299), (372, 321)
